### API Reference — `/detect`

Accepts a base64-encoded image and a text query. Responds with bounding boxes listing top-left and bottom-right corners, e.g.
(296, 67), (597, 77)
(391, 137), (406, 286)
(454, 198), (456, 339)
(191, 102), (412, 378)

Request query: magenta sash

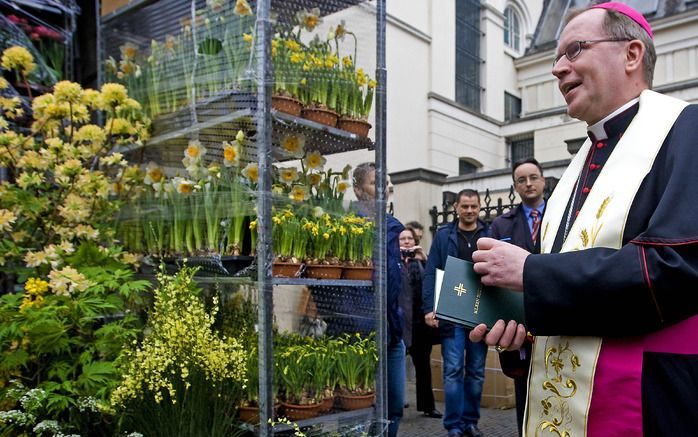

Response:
(587, 315), (698, 436)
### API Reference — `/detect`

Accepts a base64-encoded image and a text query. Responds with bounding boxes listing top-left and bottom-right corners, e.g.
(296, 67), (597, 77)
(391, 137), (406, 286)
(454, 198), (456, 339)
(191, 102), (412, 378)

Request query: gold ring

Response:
(495, 345), (506, 353)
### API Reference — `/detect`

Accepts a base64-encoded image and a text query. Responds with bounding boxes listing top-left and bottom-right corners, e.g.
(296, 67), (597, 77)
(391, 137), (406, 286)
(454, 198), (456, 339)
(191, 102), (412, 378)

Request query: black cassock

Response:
(524, 102), (698, 436)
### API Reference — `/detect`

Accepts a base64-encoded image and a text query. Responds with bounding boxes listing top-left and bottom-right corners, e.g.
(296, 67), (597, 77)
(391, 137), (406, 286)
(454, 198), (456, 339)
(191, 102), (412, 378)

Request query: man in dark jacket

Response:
(352, 162), (405, 437)
(422, 189), (488, 437)
(488, 157), (545, 435)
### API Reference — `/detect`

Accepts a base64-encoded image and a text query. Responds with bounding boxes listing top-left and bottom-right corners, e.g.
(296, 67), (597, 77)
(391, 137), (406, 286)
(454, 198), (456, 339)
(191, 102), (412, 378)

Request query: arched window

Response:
(504, 6), (521, 52)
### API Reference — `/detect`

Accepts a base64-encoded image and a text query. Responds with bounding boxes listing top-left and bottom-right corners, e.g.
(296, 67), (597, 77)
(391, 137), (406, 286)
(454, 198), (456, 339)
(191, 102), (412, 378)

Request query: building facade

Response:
(382, 0), (698, 248)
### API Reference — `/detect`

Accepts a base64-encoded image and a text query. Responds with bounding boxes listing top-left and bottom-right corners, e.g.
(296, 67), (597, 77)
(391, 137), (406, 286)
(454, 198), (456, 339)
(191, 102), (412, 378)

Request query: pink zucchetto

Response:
(591, 2), (654, 39)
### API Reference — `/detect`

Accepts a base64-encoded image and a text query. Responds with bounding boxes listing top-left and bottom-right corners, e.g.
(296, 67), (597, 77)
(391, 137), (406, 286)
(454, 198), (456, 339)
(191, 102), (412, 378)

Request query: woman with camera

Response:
(398, 227), (443, 419)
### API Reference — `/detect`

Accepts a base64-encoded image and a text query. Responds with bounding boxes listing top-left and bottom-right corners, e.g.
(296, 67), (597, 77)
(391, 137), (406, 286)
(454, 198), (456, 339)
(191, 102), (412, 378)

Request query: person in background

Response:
(488, 157), (546, 436)
(352, 162), (405, 437)
(405, 220), (425, 246)
(471, 3), (698, 435)
(398, 227), (442, 419)
(422, 189), (488, 437)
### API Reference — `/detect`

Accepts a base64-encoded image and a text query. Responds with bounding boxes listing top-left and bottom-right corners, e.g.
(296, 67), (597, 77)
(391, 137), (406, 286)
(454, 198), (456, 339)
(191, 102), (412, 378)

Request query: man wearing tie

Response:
(487, 157), (545, 436)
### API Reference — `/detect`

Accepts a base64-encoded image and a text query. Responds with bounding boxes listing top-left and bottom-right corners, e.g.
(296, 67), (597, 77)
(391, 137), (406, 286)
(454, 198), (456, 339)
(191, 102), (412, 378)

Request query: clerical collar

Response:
(587, 97), (640, 142)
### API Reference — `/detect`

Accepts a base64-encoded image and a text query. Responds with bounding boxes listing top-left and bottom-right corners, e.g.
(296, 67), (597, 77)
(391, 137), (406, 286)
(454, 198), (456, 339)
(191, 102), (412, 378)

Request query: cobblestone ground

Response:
(398, 379), (518, 437)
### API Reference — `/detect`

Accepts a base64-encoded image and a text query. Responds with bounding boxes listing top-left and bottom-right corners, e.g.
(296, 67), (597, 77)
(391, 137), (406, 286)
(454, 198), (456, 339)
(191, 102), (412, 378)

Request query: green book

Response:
(434, 255), (524, 329)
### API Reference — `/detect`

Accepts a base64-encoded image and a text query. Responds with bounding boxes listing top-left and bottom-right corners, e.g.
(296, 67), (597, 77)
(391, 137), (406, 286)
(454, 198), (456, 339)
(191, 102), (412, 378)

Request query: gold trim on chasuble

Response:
(523, 91), (688, 437)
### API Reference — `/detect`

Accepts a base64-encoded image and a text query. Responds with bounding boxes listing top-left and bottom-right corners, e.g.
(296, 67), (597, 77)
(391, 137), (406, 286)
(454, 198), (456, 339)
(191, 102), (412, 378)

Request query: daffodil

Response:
(279, 167), (299, 185)
(242, 162), (258, 184)
(234, 0), (253, 16)
(303, 150), (326, 170)
(280, 133), (305, 158)
(222, 141), (240, 167)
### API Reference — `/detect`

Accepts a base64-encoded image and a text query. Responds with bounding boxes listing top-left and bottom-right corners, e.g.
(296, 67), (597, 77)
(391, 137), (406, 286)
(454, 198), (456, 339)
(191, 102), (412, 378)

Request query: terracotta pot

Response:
(305, 264), (343, 279)
(272, 94), (303, 117)
(318, 395), (335, 413)
(280, 401), (322, 421)
(337, 117), (372, 137)
(272, 261), (302, 278)
(301, 107), (339, 127)
(337, 392), (375, 411)
(237, 405), (260, 423)
(341, 265), (374, 281)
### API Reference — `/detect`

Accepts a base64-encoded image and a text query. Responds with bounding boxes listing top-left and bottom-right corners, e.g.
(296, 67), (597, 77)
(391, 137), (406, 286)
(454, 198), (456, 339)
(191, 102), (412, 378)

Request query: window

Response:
(504, 92), (521, 121)
(455, 0), (483, 111)
(459, 159), (478, 175)
(510, 136), (534, 165)
(504, 6), (521, 52)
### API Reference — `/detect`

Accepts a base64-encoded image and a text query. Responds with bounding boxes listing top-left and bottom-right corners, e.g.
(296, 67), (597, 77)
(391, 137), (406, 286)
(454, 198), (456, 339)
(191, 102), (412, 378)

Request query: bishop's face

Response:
(552, 9), (630, 125)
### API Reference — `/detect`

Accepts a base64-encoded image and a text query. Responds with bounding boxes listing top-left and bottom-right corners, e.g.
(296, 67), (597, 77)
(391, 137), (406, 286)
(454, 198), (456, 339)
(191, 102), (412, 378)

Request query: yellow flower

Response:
(184, 140), (206, 161)
(1, 46), (36, 76)
(222, 141), (240, 167)
(58, 193), (90, 223)
(100, 83), (128, 107)
(16, 171), (43, 189)
(53, 81), (83, 104)
(308, 172), (322, 186)
(356, 68), (367, 86)
(335, 21), (347, 40)
(242, 162), (258, 183)
(234, 0), (253, 16)
(74, 124), (107, 149)
(48, 266), (91, 296)
(25, 277), (49, 295)
(368, 79), (377, 89)
(285, 39), (301, 52)
(120, 42), (138, 60)
(144, 161), (164, 185)
(243, 33), (253, 48)
(174, 178), (195, 194)
(0, 77), (8, 90)
(279, 167), (299, 185)
(296, 8), (322, 32)
(337, 181), (349, 193)
(0, 209), (16, 232)
(249, 219), (257, 231)
(280, 133), (305, 158)
(109, 118), (136, 135)
(342, 56), (353, 69)
(289, 185), (308, 202)
(303, 151), (326, 170)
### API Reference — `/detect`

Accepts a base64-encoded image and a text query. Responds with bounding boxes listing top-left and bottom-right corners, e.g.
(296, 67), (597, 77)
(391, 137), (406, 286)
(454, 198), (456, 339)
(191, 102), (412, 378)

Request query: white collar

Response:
(587, 97), (640, 141)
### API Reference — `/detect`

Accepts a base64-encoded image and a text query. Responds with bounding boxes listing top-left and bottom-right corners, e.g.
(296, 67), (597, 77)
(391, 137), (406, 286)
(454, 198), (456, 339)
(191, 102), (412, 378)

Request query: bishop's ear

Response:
(625, 39), (645, 75)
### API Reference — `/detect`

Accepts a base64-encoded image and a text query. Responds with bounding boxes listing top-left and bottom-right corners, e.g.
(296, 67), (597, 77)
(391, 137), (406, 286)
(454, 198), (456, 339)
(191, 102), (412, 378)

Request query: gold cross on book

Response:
(454, 283), (467, 296)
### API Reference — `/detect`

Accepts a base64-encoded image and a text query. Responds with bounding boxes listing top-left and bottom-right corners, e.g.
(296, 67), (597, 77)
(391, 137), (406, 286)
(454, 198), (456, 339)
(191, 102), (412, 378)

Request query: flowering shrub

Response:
(0, 46), (152, 435)
(111, 266), (247, 436)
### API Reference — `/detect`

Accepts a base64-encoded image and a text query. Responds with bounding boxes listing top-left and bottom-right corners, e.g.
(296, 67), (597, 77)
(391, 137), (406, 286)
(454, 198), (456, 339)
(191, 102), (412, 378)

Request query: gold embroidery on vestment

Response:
(534, 339), (581, 437)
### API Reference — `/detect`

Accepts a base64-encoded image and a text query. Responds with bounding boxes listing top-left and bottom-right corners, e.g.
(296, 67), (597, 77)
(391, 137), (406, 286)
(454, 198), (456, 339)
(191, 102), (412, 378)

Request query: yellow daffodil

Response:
(308, 172), (322, 186)
(222, 141), (240, 167)
(242, 162), (258, 183)
(289, 184), (308, 203)
(279, 167), (299, 185)
(303, 150), (326, 170)
(234, 0), (253, 16)
(280, 133), (305, 158)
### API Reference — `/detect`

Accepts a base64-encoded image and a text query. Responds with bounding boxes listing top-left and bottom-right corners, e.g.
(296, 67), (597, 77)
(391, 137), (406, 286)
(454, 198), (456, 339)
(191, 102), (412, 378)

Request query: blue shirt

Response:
(522, 201), (546, 234)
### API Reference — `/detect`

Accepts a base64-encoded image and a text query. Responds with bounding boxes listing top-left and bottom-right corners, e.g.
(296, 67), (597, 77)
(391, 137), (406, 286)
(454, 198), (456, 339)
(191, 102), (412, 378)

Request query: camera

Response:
(401, 248), (416, 259)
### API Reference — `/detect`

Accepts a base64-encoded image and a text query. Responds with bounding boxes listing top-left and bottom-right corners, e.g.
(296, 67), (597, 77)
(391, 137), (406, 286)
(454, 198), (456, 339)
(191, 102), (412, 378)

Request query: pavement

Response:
(398, 377), (518, 437)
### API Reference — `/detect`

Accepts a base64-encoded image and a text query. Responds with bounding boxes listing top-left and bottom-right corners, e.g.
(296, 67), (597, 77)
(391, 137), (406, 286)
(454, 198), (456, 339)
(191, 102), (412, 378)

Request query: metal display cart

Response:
(98, 0), (388, 435)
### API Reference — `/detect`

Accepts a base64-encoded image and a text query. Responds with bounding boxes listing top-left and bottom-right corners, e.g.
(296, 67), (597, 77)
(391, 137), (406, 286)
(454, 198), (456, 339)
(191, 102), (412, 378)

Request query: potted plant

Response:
(304, 213), (343, 279)
(276, 342), (322, 421)
(271, 208), (305, 277)
(335, 332), (378, 410)
(342, 214), (375, 280)
(314, 338), (339, 413)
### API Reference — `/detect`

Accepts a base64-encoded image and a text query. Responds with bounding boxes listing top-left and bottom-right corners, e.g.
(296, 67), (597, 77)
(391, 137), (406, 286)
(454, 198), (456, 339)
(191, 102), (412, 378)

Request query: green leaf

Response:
(77, 361), (117, 393)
